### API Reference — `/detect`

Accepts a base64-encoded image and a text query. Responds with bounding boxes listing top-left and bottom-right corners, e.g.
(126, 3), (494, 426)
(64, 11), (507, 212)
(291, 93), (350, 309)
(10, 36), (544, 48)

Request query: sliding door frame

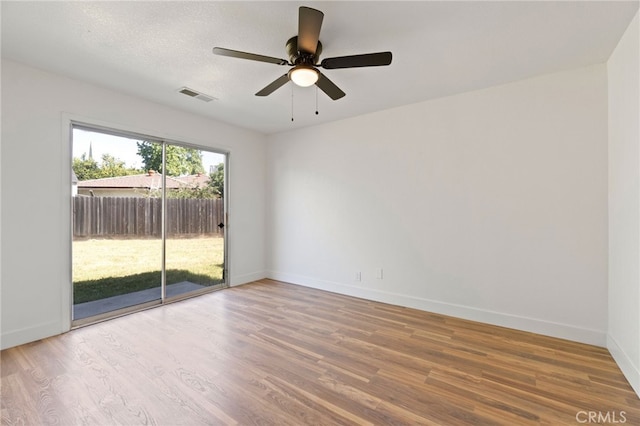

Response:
(69, 120), (229, 328)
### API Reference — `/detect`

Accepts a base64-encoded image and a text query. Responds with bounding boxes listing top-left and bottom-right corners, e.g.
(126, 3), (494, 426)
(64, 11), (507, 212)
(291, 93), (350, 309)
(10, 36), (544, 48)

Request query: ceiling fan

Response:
(212, 6), (392, 100)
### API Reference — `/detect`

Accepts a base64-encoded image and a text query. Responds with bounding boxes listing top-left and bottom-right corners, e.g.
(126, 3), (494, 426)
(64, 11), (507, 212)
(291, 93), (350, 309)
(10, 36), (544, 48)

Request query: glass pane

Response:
(72, 128), (162, 320)
(164, 149), (226, 299)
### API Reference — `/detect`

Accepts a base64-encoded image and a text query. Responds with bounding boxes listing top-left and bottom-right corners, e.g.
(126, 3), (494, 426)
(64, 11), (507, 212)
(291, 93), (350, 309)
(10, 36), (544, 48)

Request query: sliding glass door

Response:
(71, 124), (227, 324)
(164, 151), (227, 300)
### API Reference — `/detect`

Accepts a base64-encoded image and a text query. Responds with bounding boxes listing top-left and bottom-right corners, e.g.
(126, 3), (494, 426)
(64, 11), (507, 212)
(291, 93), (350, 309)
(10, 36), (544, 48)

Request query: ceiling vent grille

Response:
(178, 87), (216, 102)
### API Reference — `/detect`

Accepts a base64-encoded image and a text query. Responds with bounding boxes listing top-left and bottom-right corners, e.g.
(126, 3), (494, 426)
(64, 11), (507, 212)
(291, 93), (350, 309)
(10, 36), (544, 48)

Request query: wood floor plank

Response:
(2, 279), (639, 425)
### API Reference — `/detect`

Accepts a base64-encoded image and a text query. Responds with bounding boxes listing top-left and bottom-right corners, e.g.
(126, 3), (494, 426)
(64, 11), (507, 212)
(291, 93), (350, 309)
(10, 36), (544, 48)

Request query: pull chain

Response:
(315, 86), (319, 115)
(291, 84), (294, 121)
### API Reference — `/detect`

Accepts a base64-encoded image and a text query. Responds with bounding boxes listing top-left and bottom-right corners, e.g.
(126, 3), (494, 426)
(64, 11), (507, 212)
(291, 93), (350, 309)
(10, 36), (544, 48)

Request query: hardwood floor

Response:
(2, 279), (639, 425)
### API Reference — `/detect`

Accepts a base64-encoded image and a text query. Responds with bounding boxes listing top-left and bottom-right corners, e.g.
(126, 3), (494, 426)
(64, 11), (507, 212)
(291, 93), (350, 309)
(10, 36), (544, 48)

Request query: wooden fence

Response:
(73, 196), (223, 239)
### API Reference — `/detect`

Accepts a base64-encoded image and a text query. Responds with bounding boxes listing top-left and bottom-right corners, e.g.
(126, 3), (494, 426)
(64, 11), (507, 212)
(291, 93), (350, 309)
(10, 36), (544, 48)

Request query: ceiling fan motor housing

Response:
(286, 36), (322, 65)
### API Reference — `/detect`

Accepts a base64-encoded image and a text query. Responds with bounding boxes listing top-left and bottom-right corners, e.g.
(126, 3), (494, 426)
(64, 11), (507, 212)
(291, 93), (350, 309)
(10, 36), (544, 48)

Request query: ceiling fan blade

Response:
(213, 47), (288, 66)
(298, 7), (324, 55)
(320, 52), (393, 69)
(255, 74), (290, 96)
(315, 72), (345, 100)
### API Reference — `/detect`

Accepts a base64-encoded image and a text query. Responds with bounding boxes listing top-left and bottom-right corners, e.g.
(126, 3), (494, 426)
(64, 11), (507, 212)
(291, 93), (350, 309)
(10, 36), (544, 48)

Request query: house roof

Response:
(174, 173), (210, 188)
(77, 171), (209, 190)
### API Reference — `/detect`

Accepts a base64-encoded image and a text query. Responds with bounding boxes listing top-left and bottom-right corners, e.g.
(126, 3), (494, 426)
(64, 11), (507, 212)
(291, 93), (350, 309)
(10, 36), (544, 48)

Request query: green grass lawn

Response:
(73, 237), (224, 303)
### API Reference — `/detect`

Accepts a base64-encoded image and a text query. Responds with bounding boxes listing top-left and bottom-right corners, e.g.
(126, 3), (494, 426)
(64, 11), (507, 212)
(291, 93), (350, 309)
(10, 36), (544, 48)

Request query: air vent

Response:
(178, 87), (216, 103)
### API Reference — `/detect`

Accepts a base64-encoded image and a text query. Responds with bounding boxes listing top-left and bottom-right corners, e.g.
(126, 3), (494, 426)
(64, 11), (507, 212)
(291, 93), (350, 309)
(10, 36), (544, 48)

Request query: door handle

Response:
(218, 222), (225, 229)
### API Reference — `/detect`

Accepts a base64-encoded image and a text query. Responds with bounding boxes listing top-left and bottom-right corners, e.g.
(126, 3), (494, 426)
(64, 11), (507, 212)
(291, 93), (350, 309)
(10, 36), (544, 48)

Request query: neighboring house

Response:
(77, 170), (210, 197)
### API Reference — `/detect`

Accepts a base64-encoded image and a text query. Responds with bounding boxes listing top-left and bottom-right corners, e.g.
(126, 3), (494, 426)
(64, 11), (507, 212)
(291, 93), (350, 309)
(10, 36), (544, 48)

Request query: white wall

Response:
(267, 64), (609, 346)
(1, 60), (267, 349)
(608, 11), (640, 397)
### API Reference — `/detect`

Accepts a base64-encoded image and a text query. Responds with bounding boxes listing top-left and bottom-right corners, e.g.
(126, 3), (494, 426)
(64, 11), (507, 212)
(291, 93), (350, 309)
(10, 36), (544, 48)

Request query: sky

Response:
(72, 128), (225, 174)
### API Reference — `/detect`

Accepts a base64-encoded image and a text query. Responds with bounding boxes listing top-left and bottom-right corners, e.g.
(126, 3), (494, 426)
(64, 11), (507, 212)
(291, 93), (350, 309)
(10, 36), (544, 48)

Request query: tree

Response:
(72, 154), (100, 180)
(99, 154), (139, 178)
(208, 163), (224, 198)
(73, 154), (139, 180)
(136, 142), (204, 176)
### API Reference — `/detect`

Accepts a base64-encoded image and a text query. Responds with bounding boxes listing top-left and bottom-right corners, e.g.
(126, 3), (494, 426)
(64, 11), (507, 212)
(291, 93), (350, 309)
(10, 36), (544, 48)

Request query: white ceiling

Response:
(2, 1), (638, 135)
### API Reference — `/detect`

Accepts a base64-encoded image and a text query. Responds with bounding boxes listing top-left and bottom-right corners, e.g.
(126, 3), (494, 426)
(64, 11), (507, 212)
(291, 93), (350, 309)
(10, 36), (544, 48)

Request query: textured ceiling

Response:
(2, 1), (638, 135)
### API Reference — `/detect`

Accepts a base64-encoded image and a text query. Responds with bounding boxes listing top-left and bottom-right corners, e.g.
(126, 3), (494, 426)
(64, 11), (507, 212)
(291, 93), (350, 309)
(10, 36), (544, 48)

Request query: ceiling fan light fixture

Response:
(289, 65), (319, 87)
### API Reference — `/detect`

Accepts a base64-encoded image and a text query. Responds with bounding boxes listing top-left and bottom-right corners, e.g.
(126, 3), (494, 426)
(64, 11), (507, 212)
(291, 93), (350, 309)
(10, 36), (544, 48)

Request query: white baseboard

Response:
(607, 334), (640, 398)
(230, 271), (267, 287)
(267, 271), (607, 347)
(1, 320), (63, 350)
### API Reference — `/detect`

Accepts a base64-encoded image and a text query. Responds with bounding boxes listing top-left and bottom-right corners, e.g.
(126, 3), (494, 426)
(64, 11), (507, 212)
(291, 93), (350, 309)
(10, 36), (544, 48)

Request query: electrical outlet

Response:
(355, 271), (362, 281)
(376, 268), (383, 279)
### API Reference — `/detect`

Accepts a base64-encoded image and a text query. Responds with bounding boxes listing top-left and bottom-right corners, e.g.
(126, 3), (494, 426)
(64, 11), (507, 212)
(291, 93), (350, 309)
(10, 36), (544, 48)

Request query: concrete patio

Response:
(73, 281), (207, 320)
